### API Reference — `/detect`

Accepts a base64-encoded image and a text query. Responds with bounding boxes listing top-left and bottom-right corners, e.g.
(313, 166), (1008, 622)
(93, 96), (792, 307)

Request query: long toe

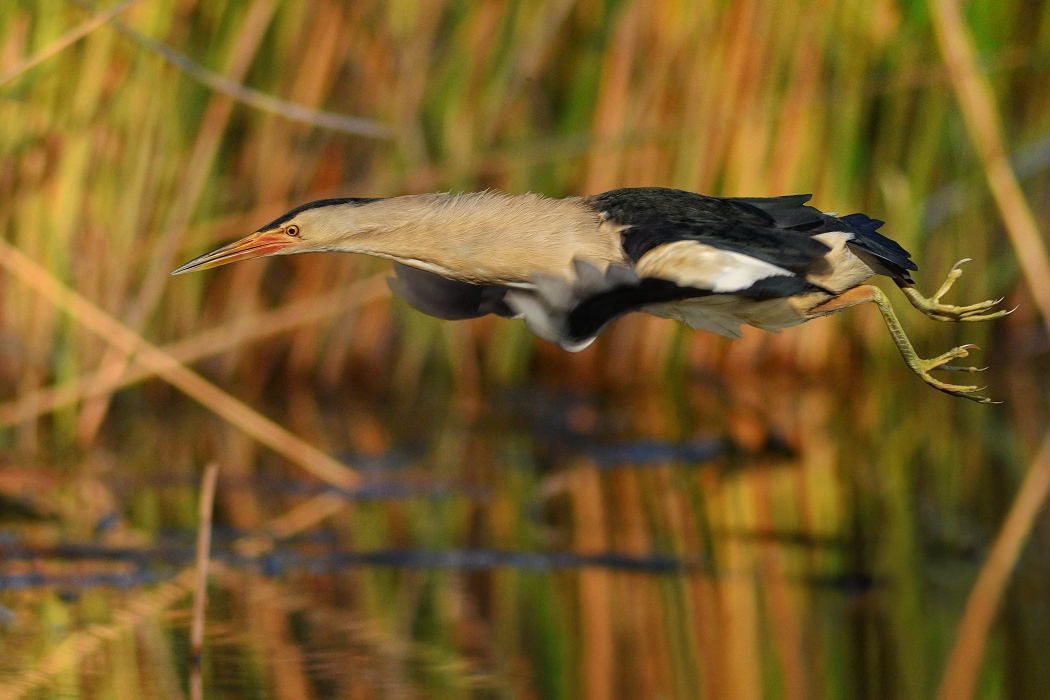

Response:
(927, 299), (1013, 322)
(925, 377), (998, 404)
(954, 303), (1016, 322)
(914, 345), (999, 402)
(904, 259), (1014, 323)
(920, 344), (977, 372)
(911, 346), (999, 402)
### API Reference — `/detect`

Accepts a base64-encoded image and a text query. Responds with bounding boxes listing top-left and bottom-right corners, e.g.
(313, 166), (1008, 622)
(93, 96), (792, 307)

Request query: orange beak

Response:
(171, 231), (295, 275)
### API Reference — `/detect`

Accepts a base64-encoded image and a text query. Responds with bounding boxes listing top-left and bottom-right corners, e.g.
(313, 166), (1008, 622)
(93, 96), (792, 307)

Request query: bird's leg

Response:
(897, 259), (1013, 322)
(808, 285), (996, 403)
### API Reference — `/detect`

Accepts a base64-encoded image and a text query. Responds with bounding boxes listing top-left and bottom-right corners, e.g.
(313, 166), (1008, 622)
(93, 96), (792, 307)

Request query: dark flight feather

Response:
(837, 213), (917, 282)
(723, 194), (826, 229)
(591, 187), (916, 283)
(590, 188), (781, 227)
(388, 262), (513, 320)
(621, 220), (833, 271)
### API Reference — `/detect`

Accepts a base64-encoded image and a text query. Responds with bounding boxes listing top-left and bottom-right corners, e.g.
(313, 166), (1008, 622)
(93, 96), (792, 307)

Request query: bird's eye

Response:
(286, 225), (300, 237)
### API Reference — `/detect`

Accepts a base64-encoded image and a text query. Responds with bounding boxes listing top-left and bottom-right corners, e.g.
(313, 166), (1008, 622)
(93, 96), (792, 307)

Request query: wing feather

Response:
(621, 221), (832, 271)
(388, 262), (513, 320)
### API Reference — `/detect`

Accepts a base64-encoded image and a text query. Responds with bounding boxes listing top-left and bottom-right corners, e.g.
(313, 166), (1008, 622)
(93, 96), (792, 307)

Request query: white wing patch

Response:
(634, 240), (795, 293)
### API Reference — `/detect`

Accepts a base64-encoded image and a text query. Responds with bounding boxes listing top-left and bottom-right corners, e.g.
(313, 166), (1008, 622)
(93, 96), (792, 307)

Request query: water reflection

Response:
(0, 369), (1047, 698)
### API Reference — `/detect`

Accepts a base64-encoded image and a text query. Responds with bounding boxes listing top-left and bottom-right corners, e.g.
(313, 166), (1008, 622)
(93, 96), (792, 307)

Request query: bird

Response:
(172, 188), (1011, 403)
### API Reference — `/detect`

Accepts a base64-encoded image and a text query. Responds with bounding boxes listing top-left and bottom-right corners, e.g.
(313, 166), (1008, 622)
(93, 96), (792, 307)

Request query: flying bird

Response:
(172, 188), (1010, 402)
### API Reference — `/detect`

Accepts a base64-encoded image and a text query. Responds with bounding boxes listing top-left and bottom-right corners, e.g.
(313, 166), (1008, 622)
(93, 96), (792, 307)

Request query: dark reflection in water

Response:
(1, 371), (1048, 699)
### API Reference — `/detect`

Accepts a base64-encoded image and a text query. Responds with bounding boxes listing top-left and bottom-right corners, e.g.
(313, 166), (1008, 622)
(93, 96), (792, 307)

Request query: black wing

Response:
(621, 220), (833, 271)
(836, 212), (916, 281)
(726, 194), (917, 282)
(591, 188), (916, 283)
(388, 263), (513, 320)
(590, 188), (802, 227)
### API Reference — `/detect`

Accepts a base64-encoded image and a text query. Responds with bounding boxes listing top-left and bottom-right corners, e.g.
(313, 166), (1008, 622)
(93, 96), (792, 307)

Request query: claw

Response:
(929, 378), (996, 403)
(913, 343), (998, 400)
(870, 286), (1000, 404)
(901, 260), (1012, 323)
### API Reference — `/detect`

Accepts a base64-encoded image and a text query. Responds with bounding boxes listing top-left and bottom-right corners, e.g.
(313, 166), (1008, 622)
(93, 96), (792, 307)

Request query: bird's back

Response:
(589, 187), (915, 283)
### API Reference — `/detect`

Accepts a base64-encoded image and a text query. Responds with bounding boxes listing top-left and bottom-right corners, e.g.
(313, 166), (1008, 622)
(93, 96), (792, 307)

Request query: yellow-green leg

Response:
(897, 258), (1014, 322)
(808, 285), (996, 404)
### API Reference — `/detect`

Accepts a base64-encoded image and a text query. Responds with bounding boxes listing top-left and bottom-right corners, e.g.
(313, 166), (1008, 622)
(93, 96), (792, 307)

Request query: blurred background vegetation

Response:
(1, 0), (1048, 698)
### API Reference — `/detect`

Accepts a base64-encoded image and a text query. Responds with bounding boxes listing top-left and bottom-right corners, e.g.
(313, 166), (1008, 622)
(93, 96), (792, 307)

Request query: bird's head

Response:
(171, 198), (382, 275)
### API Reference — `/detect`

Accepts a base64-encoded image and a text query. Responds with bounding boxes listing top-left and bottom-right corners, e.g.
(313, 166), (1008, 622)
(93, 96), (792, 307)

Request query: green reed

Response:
(1, 0), (1049, 698)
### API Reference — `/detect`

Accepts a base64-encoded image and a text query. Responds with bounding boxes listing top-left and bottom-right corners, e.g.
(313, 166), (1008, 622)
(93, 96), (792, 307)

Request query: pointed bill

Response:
(171, 232), (294, 275)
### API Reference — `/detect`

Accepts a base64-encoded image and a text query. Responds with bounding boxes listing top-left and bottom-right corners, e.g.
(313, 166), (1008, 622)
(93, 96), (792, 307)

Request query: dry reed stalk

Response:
(0, 0), (142, 87)
(217, 430), (267, 530)
(581, 2), (640, 195)
(0, 239), (360, 490)
(233, 471), (383, 560)
(656, 466), (711, 694)
(135, 622), (188, 700)
(189, 462), (219, 700)
(442, 323), (482, 399)
(75, 0), (280, 445)
(570, 463), (613, 700)
(928, 0), (1050, 319)
(608, 469), (666, 693)
(647, 466), (704, 699)
(85, 3), (394, 139)
(752, 469), (806, 700)
(0, 274), (389, 427)
(0, 568), (198, 700)
(928, 1), (1050, 696)
(718, 476), (763, 700)
(690, 468), (727, 699)
(242, 576), (319, 700)
(936, 430), (1050, 700)
(259, 493), (350, 542)
(245, 3), (352, 379)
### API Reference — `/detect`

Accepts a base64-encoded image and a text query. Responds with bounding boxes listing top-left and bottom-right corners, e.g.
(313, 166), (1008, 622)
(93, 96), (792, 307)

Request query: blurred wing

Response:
(388, 262), (513, 320)
(506, 247), (825, 351)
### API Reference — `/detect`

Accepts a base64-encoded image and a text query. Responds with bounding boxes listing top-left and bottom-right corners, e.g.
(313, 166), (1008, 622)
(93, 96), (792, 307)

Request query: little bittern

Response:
(173, 188), (1011, 402)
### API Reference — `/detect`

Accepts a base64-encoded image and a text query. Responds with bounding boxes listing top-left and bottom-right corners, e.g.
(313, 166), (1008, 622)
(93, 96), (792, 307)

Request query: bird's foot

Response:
(913, 343), (998, 404)
(865, 285), (1001, 403)
(900, 259), (1015, 322)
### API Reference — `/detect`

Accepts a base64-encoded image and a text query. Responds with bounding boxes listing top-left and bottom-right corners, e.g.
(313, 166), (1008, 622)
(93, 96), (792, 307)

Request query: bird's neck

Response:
(323, 192), (623, 285)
